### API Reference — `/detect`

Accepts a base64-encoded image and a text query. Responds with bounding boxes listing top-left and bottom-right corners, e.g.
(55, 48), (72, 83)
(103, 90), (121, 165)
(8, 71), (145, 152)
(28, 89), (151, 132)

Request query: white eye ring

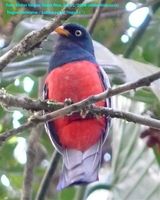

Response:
(75, 30), (82, 37)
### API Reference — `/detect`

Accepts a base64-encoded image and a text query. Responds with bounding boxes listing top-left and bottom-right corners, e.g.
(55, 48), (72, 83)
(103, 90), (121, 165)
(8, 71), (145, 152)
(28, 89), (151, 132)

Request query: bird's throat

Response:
(49, 40), (96, 72)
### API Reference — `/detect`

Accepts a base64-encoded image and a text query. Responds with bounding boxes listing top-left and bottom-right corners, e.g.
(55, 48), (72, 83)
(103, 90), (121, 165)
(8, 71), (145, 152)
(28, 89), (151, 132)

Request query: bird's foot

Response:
(64, 98), (73, 106)
(80, 104), (95, 119)
(88, 104), (102, 119)
(80, 108), (90, 119)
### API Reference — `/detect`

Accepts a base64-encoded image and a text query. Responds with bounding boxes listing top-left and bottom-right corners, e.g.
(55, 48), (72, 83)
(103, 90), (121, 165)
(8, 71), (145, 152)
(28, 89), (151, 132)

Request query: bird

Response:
(44, 23), (111, 190)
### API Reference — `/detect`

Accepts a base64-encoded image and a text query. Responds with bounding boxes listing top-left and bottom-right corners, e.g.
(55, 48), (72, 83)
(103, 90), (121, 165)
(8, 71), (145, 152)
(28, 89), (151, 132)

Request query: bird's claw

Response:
(80, 107), (90, 119)
(89, 104), (102, 119)
(64, 98), (73, 106)
(79, 103), (96, 119)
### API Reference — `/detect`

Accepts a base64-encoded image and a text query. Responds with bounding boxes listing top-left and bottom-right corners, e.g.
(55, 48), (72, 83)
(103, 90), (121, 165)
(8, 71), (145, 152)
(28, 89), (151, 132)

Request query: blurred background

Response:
(0, 0), (160, 200)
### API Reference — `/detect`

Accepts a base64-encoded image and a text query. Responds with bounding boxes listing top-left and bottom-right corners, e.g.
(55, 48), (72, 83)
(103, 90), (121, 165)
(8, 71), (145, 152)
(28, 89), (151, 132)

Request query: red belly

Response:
(45, 61), (106, 151)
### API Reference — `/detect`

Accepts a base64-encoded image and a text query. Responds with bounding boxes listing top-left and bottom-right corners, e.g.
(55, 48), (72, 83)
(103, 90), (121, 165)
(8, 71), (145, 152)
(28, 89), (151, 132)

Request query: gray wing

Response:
(43, 84), (63, 154)
(98, 65), (112, 144)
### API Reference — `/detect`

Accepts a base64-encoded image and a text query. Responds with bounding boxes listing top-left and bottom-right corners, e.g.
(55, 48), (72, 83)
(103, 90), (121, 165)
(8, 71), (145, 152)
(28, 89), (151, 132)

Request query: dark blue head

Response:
(49, 23), (96, 72)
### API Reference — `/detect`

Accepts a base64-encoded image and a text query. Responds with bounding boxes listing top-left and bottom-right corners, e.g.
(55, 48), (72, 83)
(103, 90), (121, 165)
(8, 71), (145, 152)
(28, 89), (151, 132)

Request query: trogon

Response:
(44, 23), (111, 190)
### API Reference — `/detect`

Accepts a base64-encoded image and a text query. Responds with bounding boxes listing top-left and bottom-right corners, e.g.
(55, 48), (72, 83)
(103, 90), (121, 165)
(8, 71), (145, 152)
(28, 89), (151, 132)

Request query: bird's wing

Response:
(43, 84), (63, 154)
(98, 65), (112, 144)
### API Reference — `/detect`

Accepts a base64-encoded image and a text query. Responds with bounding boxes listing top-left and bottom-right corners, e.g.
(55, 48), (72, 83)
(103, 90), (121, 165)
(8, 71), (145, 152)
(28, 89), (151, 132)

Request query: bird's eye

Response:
(75, 30), (82, 37)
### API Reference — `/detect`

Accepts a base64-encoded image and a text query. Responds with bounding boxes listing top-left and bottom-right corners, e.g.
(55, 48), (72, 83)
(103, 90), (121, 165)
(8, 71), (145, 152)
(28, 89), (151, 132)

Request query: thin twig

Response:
(87, 0), (106, 34)
(35, 152), (61, 200)
(107, 70), (160, 98)
(0, 0), (85, 71)
(21, 79), (44, 200)
(21, 126), (40, 200)
(74, 0), (159, 19)
(74, 9), (125, 19)
(16, 0), (41, 12)
(0, 121), (35, 144)
(92, 106), (160, 129)
(74, 186), (86, 200)
(0, 89), (63, 112)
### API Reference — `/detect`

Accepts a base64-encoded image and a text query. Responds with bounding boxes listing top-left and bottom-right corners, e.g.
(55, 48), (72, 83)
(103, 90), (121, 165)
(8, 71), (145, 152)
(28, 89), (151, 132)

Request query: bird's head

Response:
(49, 23), (96, 71)
(54, 23), (95, 55)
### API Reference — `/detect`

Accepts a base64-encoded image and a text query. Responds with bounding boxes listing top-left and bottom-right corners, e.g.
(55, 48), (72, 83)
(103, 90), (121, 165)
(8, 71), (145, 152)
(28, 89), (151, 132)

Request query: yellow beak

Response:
(54, 26), (70, 36)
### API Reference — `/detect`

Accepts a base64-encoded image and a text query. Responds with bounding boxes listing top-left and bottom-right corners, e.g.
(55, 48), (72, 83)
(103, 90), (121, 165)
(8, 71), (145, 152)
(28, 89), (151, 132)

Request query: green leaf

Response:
(0, 142), (23, 172)
(111, 96), (160, 200)
(1, 0), (17, 23)
(153, 146), (160, 166)
(0, 185), (7, 200)
(123, 88), (159, 104)
(5, 74), (38, 98)
(58, 187), (76, 200)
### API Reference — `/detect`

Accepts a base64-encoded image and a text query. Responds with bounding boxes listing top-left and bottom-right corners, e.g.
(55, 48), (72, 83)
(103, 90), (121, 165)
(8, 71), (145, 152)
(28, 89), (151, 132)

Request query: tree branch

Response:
(35, 152), (61, 200)
(0, 0), (85, 71)
(0, 89), (63, 112)
(21, 79), (47, 200)
(0, 121), (35, 144)
(0, 102), (160, 145)
(0, 70), (160, 143)
(92, 106), (160, 129)
(107, 70), (160, 98)
(87, 0), (106, 34)
(0, 70), (160, 112)
(21, 126), (40, 200)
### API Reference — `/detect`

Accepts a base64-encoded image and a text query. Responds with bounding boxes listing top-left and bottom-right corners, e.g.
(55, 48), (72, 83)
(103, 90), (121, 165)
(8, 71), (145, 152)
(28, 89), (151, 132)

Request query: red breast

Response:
(45, 60), (106, 151)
